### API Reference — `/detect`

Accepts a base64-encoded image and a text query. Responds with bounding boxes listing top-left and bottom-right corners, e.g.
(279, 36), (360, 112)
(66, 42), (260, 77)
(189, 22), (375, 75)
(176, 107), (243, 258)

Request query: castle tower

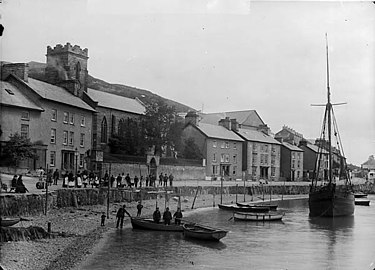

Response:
(45, 43), (89, 97)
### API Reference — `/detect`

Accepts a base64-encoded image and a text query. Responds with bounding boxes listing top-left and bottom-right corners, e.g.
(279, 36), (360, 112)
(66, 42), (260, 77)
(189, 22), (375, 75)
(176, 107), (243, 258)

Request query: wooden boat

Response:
(308, 35), (354, 217)
(131, 217), (183, 231)
(218, 203), (270, 212)
(236, 202), (278, 211)
(233, 211), (284, 222)
(354, 192), (368, 199)
(0, 217), (20, 227)
(355, 199), (370, 206)
(183, 223), (228, 241)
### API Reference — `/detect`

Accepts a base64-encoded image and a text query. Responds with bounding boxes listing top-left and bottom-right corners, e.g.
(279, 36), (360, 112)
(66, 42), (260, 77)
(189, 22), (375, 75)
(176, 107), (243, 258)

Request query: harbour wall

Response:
(1, 183), (373, 217)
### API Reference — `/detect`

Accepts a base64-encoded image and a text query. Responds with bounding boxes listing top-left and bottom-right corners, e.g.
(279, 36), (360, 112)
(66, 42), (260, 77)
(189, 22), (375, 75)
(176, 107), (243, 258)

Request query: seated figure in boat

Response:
(163, 207), (172, 225)
(153, 207), (161, 223)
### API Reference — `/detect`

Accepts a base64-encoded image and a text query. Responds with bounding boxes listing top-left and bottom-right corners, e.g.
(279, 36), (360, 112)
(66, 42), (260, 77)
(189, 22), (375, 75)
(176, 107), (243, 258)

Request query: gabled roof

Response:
(282, 141), (303, 152)
(87, 88), (145, 115)
(199, 110), (265, 127)
(1, 81), (44, 111)
(362, 157), (375, 167)
(301, 143), (328, 154)
(190, 123), (244, 142)
(236, 128), (281, 145)
(24, 78), (95, 112)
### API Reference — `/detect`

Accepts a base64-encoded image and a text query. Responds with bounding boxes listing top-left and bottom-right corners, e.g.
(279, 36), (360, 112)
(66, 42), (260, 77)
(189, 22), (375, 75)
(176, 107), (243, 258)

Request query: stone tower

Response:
(45, 43), (89, 97)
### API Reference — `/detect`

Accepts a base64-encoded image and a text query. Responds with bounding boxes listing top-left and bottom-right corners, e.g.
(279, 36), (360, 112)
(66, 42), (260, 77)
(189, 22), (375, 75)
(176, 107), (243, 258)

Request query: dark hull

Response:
(131, 218), (183, 231)
(355, 199), (370, 206)
(236, 202), (278, 211)
(183, 224), (228, 241)
(0, 218), (20, 227)
(233, 211), (284, 221)
(218, 203), (270, 212)
(354, 193), (368, 198)
(309, 187), (355, 217)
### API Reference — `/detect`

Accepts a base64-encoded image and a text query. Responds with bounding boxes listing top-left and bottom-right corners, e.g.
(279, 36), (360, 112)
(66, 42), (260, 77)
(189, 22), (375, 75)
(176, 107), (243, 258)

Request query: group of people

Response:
(10, 175), (29, 193)
(158, 173), (174, 187)
(152, 206), (183, 225)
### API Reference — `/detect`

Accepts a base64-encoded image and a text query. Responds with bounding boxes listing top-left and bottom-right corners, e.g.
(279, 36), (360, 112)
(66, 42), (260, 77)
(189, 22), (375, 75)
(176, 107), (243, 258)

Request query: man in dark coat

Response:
(53, 169), (59, 185)
(173, 207), (183, 225)
(163, 207), (172, 225)
(116, 205), (131, 229)
(136, 201), (143, 217)
(153, 207), (161, 223)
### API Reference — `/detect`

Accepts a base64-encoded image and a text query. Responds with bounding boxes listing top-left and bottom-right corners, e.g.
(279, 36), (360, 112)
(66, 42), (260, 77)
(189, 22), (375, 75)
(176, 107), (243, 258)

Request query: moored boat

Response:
(183, 223), (228, 241)
(0, 217), (20, 227)
(355, 199), (370, 206)
(131, 217), (183, 231)
(308, 35), (355, 217)
(218, 203), (270, 212)
(233, 211), (284, 222)
(236, 202), (278, 211)
(354, 192), (368, 199)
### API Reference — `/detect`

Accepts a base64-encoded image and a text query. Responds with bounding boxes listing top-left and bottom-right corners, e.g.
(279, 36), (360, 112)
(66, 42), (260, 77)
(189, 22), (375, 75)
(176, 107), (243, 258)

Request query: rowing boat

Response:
(130, 217), (183, 231)
(233, 211), (284, 222)
(218, 203), (270, 212)
(0, 217), (20, 227)
(236, 202), (278, 211)
(183, 223), (228, 241)
(354, 199), (370, 206)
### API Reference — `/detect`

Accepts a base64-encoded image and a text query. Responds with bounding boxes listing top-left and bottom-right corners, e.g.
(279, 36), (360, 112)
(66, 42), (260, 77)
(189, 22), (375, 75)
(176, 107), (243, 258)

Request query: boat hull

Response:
(355, 199), (370, 206)
(309, 188), (355, 217)
(0, 217), (20, 227)
(233, 211), (284, 221)
(183, 224), (228, 241)
(218, 203), (270, 212)
(236, 202), (278, 211)
(131, 218), (183, 231)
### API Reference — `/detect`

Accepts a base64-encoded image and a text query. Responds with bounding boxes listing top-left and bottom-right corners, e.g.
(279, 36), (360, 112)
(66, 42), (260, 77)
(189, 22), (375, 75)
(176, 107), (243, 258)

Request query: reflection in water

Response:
(83, 196), (375, 270)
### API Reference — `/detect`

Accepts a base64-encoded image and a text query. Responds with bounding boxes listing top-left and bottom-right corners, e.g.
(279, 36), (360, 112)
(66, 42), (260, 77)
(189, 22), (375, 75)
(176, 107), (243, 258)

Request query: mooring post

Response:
(47, 222), (51, 234)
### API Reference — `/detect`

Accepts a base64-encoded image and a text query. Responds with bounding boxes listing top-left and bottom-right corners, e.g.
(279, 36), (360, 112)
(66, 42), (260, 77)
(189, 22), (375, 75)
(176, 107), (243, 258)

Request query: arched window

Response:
(101, 117), (108, 143)
(75, 62), (81, 81)
(118, 118), (125, 137)
(111, 115), (116, 135)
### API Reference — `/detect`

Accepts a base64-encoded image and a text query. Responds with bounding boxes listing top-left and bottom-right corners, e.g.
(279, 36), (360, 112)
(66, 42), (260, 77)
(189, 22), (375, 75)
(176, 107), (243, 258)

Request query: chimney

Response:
(258, 124), (270, 135)
(185, 111), (199, 126)
(57, 80), (82, 97)
(230, 118), (239, 132)
(299, 139), (308, 147)
(1, 63), (29, 82)
(219, 117), (231, 130)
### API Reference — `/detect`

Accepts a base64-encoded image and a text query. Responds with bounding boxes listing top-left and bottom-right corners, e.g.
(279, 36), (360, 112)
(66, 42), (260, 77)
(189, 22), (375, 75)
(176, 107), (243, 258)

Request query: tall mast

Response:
(326, 33), (333, 184)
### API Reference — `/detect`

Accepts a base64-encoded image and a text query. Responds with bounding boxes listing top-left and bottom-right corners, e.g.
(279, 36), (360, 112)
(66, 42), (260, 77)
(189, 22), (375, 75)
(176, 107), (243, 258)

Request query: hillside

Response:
(27, 61), (193, 113)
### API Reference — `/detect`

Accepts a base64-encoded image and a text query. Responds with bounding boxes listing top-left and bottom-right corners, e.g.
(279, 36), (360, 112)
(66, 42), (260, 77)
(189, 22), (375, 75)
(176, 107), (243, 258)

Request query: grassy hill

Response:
(28, 61), (193, 113)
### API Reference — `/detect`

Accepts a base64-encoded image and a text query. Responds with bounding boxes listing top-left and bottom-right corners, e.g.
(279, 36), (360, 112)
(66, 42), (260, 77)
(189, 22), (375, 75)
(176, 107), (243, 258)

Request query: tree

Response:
(182, 137), (202, 159)
(2, 133), (37, 167)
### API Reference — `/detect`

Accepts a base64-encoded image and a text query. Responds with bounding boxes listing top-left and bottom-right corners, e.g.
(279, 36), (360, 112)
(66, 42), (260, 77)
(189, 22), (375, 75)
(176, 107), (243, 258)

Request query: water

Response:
(82, 196), (375, 270)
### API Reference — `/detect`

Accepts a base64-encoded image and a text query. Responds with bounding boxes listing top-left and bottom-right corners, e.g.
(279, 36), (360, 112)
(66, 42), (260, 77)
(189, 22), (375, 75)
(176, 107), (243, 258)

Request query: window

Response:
(297, 160), (300, 168)
(101, 117), (108, 143)
(213, 153), (216, 162)
(252, 166), (257, 177)
(225, 154), (229, 163)
(271, 167), (276, 177)
(63, 112), (69, 123)
(221, 142), (225, 148)
(252, 153), (258, 165)
(63, 131), (68, 145)
(5, 88), (14, 95)
(271, 145), (276, 153)
(221, 154), (225, 163)
(80, 133), (85, 147)
(264, 144), (269, 152)
(51, 129), (56, 144)
(111, 115), (116, 135)
(292, 160), (295, 169)
(233, 166), (237, 175)
(21, 111), (29, 120)
(213, 140), (217, 148)
(70, 113), (75, 125)
(21, 124), (29, 138)
(51, 109), (57, 121)
(80, 115), (85, 127)
(233, 155), (237, 163)
(50, 151), (56, 167)
(271, 156), (275, 166)
(212, 165), (219, 175)
(69, 131), (74, 146)
(233, 143), (237, 150)
(225, 142), (229, 148)
(253, 143), (257, 152)
(79, 154), (84, 167)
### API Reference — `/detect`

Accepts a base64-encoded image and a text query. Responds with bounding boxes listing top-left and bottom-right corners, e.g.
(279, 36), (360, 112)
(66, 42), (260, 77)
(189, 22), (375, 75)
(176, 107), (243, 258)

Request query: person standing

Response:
(145, 175), (149, 187)
(163, 207), (172, 225)
(134, 175), (139, 188)
(136, 201), (143, 217)
(163, 174), (168, 187)
(125, 173), (131, 187)
(169, 174), (174, 187)
(110, 175), (115, 188)
(153, 207), (161, 223)
(173, 207), (183, 225)
(116, 205), (131, 229)
(101, 212), (106, 226)
(139, 175), (143, 188)
(53, 169), (59, 185)
(159, 173), (163, 186)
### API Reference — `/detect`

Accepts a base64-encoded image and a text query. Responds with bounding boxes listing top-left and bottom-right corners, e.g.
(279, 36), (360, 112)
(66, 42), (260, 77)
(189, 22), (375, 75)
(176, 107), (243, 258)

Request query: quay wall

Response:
(1, 183), (374, 217)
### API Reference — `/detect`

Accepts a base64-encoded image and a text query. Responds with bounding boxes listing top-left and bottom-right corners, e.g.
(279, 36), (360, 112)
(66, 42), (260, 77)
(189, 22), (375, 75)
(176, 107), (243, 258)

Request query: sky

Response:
(1, 0), (374, 166)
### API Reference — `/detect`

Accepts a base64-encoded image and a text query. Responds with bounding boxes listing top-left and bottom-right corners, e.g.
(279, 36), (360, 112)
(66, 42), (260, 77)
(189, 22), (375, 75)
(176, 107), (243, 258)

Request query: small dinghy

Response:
(0, 217), (21, 227)
(354, 199), (370, 206)
(236, 202), (278, 211)
(131, 217), (184, 232)
(218, 203), (270, 212)
(183, 223), (228, 241)
(233, 211), (284, 222)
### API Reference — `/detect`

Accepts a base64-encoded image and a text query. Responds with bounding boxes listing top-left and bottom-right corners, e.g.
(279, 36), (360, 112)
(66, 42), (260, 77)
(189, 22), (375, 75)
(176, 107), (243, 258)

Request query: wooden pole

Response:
(191, 186), (200, 209)
(243, 172), (246, 202)
(107, 163), (111, 218)
(220, 171), (224, 204)
(45, 164), (49, 215)
(262, 183), (264, 201)
(269, 185), (272, 201)
(235, 184), (238, 204)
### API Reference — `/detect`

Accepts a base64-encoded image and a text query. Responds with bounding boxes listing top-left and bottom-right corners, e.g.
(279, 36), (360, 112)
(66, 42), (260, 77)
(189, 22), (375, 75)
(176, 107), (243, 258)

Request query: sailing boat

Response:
(308, 35), (355, 217)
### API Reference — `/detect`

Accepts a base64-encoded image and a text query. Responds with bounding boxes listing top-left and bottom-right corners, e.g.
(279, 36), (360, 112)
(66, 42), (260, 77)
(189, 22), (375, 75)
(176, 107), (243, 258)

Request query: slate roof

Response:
(24, 78), (96, 112)
(1, 81), (43, 111)
(87, 88), (145, 115)
(193, 123), (244, 142)
(236, 128), (281, 145)
(199, 110), (265, 127)
(282, 141), (303, 152)
(303, 143), (328, 154)
(362, 157), (375, 167)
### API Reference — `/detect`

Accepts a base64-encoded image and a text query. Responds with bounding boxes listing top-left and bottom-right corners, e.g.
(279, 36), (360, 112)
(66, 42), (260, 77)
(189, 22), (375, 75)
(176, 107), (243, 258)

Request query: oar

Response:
(228, 212), (234, 221)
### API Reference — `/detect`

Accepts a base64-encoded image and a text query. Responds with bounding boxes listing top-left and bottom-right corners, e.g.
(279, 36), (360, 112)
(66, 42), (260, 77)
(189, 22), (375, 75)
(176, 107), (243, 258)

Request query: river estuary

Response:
(81, 196), (375, 270)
